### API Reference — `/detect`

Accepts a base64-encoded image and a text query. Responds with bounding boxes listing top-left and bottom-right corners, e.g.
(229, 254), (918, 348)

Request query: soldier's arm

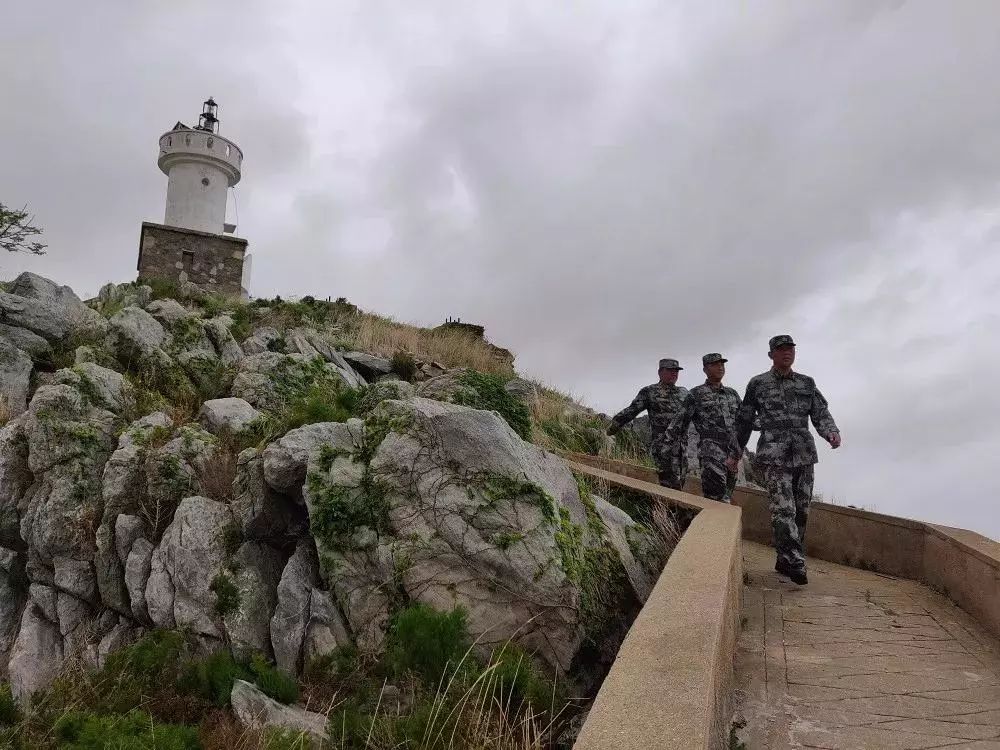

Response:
(608, 388), (648, 434)
(665, 391), (696, 446)
(735, 380), (758, 455)
(728, 389), (743, 457)
(810, 383), (840, 444)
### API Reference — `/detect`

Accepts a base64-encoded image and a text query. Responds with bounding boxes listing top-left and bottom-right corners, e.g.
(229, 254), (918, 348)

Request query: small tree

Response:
(0, 203), (46, 255)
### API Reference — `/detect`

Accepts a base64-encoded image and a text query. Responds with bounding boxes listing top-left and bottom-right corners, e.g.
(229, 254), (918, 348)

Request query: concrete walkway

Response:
(734, 541), (1000, 749)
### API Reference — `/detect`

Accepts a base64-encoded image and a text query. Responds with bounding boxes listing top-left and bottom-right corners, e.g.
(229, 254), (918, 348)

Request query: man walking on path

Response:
(607, 358), (689, 489)
(667, 353), (741, 503)
(734, 335), (840, 585)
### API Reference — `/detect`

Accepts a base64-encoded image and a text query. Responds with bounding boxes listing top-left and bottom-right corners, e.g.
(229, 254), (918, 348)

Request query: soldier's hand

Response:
(725, 456), (739, 472)
(828, 432), (842, 449)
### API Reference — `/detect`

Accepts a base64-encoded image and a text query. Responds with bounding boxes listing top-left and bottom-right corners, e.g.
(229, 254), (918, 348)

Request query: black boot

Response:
(775, 560), (808, 585)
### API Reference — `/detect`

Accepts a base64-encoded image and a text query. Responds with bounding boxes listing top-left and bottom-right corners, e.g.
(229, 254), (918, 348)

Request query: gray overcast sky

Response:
(3, 1), (999, 537)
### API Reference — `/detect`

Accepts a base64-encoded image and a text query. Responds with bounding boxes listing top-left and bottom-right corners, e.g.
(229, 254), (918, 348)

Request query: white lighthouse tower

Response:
(138, 98), (250, 297)
(157, 98), (242, 234)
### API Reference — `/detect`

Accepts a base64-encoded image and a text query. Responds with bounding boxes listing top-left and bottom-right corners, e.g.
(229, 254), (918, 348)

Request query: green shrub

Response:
(249, 654), (300, 705)
(210, 573), (240, 617)
(104, 630), (186, 684)
(0, 683), (18, 726)
(229, 304), (254, 343)
(489, 645), (558, 712)
(140, 277), (183, 302)
(53, 710), (199, 750)
(453, 370), (531, 440)
(307, 467), (391, 549)
(179, 650), (250, 707)
(385, 604), (471, 686)
(264, 728), (313, 750)
(304, 643), (361, 681)
(538, 413), (605, 454)
(284, 382), (358, 429)
(390, 350), (417, 382)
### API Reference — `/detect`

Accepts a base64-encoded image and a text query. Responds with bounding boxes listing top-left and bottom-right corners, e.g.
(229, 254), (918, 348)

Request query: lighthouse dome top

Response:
(157, 124), (242, 186)
(156, 98), (242, 187)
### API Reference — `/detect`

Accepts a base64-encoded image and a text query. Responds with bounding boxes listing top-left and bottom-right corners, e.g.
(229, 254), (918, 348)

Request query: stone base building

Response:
(137, 222), (248, 297)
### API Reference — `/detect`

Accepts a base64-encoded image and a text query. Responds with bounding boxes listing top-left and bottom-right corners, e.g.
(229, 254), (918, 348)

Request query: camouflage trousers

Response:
(701, 458), (737, 504)
(654, 447), (688, 490)
(759, 463), (815, 572)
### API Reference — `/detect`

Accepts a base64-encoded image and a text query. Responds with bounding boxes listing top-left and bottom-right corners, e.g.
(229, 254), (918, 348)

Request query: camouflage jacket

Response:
(667, 382), (741, 465)
(736, 370), (839, 467)
(611, 382), (689, 454)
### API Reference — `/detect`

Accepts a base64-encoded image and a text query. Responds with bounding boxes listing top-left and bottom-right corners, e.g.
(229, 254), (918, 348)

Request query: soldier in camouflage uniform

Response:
(735, 335), (840, 585)
(666, 353), (741, 503)
(607, 358), (689, 489)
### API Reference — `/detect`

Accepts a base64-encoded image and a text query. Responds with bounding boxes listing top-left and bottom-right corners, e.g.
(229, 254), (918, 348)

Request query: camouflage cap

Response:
(658, 358), (683, 370)
(702, 353), (727, 366)
(769, 334), (796, 351)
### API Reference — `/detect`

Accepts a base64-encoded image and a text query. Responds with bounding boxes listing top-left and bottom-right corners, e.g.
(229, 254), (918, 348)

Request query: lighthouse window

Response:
(185, 135), (191, 146)
(225, 144), (231, 156)
(167, 136), (172, 146)
(207, 137), (214, 149)
(201, 177), (210, 186)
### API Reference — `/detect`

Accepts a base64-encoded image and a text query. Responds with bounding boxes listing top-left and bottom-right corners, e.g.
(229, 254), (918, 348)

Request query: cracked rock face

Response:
(304, 397), (625, 674)
(0, 272), (652, 703)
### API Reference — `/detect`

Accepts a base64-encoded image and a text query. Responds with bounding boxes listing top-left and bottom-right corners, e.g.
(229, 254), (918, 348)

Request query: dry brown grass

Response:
(197, 443), (239, 505)
(198, 711), (276, 750)
(351, 315), (513, 376)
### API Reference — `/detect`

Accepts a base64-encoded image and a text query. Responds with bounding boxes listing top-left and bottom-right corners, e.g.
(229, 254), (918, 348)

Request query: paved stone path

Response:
(734, 541), (1000, 749)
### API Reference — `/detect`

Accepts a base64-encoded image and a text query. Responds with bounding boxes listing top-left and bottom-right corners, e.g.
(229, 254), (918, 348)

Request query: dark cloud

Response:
(2, 1), (999, 536)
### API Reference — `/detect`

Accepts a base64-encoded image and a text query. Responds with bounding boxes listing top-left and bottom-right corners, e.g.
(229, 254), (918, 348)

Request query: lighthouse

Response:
(137, 98), (250, 297)
(159, 98), (241, 234)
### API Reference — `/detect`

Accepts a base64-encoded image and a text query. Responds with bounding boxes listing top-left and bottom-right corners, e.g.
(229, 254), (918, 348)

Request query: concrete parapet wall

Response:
(565, 452), (1000, 641)
(568, 460), (742, 750)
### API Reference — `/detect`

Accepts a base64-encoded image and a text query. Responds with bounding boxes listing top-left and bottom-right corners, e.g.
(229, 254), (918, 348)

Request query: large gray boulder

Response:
(54, 363), (125, 414)
(95, 420), (215, 616)
(285, 328), (365, 389)
(0, 273), (104, 342)
(232, 449), (303, 541)
(199, 397), (261, 435)
(230, 679), (327, 746)
(232, 352), (357, 413)
(241, 327), (282, 355)
(8, 604), (64, 700)
(304, 397), (622, 672)
(125, 537), (155, 622)
(0, 417), (30, 547)
(0, 341), (32, 417)
(145, 298), (192, 325)
(269, 541), (347, 675)
(204, 315), (245, 366)
(0, 323), (50, 359)
(357, 380), (414, 414)
(224, 541), (284, 659)
(109, 306), (169, 361)
(19, 385), (117, 563)
(144, 496), (234, 638)
(343, 352), (392, 381)
(415, 369), (476, 403)
(0, 548), (26, 666)
(98, 281), (152, 312)
(261, 421), (360, 495)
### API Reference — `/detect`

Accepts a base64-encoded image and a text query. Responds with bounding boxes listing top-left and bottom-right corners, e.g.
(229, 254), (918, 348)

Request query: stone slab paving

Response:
(734, 542), (1000, 749)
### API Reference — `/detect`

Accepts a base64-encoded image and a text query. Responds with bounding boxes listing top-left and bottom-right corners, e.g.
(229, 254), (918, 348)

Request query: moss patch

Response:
(452, 370), (532, 440)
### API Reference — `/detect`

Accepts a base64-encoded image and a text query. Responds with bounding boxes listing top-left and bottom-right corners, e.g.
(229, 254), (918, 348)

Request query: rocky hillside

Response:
(0, 273), (674, 747)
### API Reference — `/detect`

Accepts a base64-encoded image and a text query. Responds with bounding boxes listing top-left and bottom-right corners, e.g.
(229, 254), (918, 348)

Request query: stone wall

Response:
(137, 222), (247, 296)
